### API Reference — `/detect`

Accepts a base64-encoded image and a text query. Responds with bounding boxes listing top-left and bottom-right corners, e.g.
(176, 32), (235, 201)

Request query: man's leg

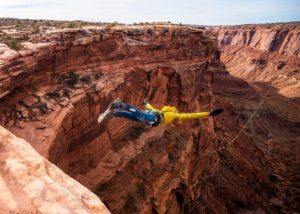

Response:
(111, 102), (136, 112)
(112, 103), (156, 124)
(122, 104), (157, 124)
(113, 111), (141, 122)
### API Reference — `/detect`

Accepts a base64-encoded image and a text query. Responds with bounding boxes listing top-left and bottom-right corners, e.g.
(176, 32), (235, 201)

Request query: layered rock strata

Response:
(0, 125), (109, 214)
(0, 24), (299, 213)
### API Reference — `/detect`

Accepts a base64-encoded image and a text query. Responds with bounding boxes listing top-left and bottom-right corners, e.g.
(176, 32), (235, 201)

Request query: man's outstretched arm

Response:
(176, 108), (224, 120)
(176, 112), (210, 120)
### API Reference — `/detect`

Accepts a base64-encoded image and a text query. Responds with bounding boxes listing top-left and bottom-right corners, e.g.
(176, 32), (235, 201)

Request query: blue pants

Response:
(112, 103), (157, 125)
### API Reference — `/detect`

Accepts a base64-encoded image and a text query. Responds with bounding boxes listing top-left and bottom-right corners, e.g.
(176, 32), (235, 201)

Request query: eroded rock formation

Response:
(215, 23), (300, 213)
(0, 125), (109, 214)
(217, 23), (300, 98)
(0, 23), (299, 213)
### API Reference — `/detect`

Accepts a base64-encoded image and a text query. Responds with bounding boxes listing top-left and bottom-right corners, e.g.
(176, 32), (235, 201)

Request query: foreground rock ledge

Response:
(0, 125), (110, 214)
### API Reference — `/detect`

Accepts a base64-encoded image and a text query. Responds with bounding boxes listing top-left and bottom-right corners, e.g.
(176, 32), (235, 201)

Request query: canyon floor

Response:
(0, 19), (299, 214)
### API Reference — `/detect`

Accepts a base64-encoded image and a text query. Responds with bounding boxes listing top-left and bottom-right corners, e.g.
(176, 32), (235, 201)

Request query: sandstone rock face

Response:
(217, 23), (300, 99)
(0, 24), (299, 214)
(217, 23), (300, 57)
(0, 125), (110, 214)
(215, 23), (300, 213)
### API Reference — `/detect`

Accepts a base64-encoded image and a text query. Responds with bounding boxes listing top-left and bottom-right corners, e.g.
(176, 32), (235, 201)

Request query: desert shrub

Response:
(80, 75), (92, 84)
(33, 102), (48, 114)
(106, 22), (116, 28)
(45, 21), (52, 26)
(63, 88), (70, 98)
(67, 22), (76, 28)
(79, 21), (88, 27)
(32, 25), (40, 33)
(46, 90), (60, 99)
(4, 36), (21, 51)
(22, 34), (30, 41)
(66, 71), (79, 86)
(15, 20), (22, 30)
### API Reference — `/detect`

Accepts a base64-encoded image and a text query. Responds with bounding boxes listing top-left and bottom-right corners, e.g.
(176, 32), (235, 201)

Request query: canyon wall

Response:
(0, 26), (222, 213)
(0, 24), (299, 213)
(216, 23), (300, 213)
(0, 125), (109, 214)
(217, 23), (300, 99)
(218, 23), (300, 57)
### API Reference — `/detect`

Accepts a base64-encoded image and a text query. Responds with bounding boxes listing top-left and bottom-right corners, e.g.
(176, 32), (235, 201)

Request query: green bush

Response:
(63, 88), (70, 98)
(32, 25), (40, 33)
(46, 91), (60, 99)
(4, 36), (22, 51)
(67, 22), (76, 28)
(66, 71), (79, 86)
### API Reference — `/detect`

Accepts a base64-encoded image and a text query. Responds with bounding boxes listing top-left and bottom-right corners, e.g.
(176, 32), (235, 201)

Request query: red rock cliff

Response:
(216, 23), (300, 214)
(0, 24), (299, 213)
(217, 23), (300, 57)
(0, 125), (110, 214)
(217, 23), (300, 99)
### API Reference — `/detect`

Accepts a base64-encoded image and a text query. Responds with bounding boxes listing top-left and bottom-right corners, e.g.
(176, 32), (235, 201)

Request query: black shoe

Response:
(210, 108), (224, 117)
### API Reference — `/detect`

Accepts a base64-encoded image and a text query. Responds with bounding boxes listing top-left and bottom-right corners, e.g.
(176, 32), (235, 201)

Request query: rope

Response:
(166, 85), (273, 158)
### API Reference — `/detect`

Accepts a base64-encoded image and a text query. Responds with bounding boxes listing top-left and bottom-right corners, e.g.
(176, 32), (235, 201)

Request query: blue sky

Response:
(0, 0), (299, 25)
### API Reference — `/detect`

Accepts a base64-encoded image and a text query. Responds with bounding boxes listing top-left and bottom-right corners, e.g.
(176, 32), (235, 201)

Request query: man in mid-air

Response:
(98, 99), (223, 126)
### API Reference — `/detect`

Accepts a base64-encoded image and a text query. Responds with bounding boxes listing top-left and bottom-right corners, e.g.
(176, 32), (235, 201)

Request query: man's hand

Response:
(210, 108), (224, 116)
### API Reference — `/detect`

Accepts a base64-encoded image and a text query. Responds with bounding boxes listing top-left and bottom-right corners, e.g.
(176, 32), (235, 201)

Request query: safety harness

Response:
(148, 111), (164, 127)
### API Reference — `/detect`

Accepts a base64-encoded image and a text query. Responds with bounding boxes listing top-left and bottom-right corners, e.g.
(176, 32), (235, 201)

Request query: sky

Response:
(0, 0), (299, 25)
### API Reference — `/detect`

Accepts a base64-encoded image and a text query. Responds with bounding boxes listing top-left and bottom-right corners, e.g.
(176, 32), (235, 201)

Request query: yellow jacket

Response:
(145, 103), (209, 126)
